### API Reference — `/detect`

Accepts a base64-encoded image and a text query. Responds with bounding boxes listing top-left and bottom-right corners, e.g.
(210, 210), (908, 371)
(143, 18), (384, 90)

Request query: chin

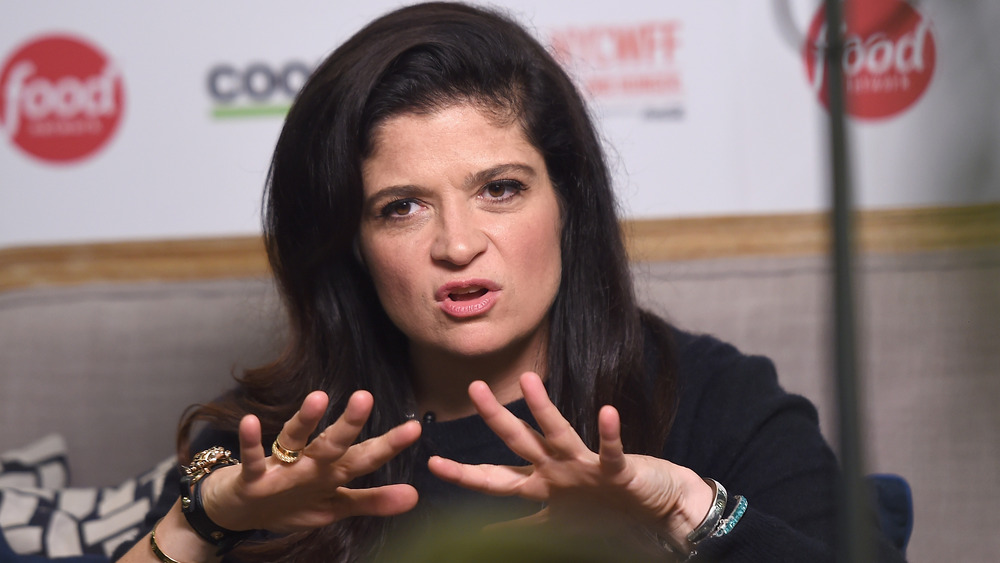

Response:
(442, 326), (546, 361)
(438, 339), (512, 359)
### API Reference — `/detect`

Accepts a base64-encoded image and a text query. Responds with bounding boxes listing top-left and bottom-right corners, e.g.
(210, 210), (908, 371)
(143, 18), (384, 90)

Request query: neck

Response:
(409, 332), (547, 422)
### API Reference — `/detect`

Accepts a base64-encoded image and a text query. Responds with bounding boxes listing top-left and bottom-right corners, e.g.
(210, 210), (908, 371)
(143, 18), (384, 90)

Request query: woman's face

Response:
(358, 104), (563, 360)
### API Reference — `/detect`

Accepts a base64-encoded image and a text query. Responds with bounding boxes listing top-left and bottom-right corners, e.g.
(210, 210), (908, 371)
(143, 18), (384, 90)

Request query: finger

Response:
(597, 405), (627, 473)
(304, 390), (375, 461)
(332, 484), (419, 518)
(316, 419), (421, 473)
(468, 380), (548, 462)
(519, 372), (585, 451)
(238, 414), (267, 479)
(276, 390), (330, 450)
(427, 456), (546, 501)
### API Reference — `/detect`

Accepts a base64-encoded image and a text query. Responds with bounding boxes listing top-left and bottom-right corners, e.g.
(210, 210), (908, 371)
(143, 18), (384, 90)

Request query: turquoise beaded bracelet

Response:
(712, 495), (748, 538)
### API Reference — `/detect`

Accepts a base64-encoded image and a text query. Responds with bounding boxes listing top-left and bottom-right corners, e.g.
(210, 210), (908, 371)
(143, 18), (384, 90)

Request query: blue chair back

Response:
(868, 473), (914, 555)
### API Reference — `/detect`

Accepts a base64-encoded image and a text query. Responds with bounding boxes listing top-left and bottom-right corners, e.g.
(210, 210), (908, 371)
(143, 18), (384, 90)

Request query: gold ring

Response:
(272, 438), (302, 464)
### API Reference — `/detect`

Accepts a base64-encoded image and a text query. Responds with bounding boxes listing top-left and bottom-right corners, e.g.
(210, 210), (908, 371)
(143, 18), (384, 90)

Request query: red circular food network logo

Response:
(0, 34), (125, 163)
(804, 0), (935, 120)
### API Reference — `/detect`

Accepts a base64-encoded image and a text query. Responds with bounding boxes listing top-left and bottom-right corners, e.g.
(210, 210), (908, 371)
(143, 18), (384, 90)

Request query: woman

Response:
(119, 2), (905, 562)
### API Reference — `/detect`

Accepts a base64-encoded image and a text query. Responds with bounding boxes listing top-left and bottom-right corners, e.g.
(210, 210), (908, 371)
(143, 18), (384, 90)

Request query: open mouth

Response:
(437, 280), (499, 318)
(448, 288), (489, 301)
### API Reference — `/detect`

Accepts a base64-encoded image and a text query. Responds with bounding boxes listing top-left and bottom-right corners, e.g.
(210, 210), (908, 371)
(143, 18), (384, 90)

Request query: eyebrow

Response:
(364, 162), (538, 212)
(466, 163), (538, 187)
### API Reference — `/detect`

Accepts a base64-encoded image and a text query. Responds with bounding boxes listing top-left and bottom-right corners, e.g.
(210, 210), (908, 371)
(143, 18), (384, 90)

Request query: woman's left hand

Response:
(427, 372), (713, 551)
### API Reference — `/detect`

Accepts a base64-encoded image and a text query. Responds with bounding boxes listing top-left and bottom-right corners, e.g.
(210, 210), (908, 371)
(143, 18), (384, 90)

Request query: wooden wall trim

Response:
(1, 203), (997, 292)
(627, 202), (1000, 261)
(0, 237), (269, 292)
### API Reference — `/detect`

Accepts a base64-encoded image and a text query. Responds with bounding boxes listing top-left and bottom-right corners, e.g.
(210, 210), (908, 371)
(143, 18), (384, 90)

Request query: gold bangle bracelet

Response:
(150, 518), (185, 563)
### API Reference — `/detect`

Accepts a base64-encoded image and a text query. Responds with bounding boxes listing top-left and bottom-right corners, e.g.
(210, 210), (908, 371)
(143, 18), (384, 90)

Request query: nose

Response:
(429, 207), (488, 266)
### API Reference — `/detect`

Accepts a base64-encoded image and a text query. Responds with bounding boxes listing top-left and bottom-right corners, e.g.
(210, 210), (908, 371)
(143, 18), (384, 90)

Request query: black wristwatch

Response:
(179, 447), (256, 555)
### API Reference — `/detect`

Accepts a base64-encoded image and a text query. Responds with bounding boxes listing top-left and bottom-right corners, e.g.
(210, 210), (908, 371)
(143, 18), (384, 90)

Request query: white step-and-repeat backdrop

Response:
(2, 0), (997, 247)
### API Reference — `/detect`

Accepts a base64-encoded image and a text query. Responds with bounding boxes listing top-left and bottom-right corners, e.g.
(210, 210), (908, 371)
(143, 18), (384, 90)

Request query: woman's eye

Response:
(380, 199), (420, 218)
(482, 180), (524, 200)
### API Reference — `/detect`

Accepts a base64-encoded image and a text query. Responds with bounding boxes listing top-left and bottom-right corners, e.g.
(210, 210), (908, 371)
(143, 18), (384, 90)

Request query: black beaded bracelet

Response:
(179, 447), (257, 556)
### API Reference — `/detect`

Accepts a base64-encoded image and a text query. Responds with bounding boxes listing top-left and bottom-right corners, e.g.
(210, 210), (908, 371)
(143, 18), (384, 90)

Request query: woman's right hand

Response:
(200, 389), (422, 533)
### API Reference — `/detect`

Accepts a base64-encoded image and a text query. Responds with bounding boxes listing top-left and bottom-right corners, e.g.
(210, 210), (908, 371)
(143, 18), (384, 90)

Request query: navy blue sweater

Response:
(117, 327), (907, 561)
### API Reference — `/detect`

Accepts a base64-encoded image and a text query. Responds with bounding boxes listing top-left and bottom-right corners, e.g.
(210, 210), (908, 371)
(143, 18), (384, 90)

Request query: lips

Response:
(436, 279), (500, 318)
(448, 287), (488, 301)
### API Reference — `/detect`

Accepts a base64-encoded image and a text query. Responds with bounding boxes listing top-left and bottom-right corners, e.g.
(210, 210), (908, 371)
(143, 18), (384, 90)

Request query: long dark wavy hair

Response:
(181, 2), (676, 561)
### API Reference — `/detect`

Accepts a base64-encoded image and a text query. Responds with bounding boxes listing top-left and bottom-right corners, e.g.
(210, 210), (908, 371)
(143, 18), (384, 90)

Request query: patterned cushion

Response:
(0, 434), (69, 490)
(0, 435), (174, 558)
